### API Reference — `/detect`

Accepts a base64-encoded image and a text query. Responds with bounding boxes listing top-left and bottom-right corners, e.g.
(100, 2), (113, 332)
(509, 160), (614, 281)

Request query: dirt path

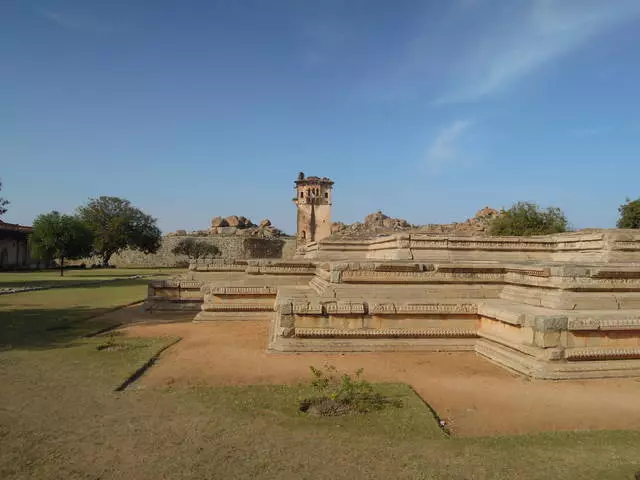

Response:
(121, 318), (640, 437)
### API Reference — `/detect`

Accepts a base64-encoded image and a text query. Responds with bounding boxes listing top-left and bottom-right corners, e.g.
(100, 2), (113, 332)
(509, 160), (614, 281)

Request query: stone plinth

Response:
(147, 229), (640, 379)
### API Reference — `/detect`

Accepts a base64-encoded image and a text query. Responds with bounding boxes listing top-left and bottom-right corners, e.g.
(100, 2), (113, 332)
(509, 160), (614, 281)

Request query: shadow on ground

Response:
(0, 276), (156, 289)
(0, 305), (135, 350)
(0, 279), (157, 350)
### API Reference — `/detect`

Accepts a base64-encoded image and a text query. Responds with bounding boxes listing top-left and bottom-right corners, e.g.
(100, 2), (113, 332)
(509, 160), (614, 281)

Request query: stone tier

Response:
(195, 285), (278, 321)
(298, 230), (640, 263)
(148, 241), (640, 379)
(267, 261), (640, 378)
(145, 279), (204, 311)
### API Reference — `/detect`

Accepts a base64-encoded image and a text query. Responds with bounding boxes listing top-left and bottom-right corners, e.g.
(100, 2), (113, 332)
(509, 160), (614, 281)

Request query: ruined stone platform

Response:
(146, 230), (640, 379)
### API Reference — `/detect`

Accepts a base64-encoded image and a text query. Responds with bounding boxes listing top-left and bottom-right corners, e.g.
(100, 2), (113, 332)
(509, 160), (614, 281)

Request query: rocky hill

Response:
(330, 207), (501, 238)
(167, 215), (284, 238)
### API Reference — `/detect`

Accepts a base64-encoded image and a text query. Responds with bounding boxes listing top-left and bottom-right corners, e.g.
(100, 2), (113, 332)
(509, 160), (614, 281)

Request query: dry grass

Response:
(1, 283), (640, 479)
(0, 267), (184, 289)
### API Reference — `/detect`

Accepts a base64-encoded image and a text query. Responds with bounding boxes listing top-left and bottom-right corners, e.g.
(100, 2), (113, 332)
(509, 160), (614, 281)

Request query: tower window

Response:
(325, 192), (328, 199)
(300, 191), (304, 198)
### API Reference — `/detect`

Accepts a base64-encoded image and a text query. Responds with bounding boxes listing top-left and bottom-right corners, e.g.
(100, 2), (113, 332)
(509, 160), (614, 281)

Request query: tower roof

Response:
(294, 173), (334, 187)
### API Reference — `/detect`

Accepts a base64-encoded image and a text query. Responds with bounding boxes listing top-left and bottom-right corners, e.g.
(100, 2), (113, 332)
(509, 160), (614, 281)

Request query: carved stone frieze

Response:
(202, 303), (274, 312)
(568, 317), (640, 331)
(293, 327), (477, 338)
(566, 347), (640, 361)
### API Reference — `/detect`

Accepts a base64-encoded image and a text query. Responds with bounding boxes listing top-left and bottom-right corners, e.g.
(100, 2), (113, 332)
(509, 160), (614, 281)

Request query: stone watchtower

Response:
(293, 172), (333, 246)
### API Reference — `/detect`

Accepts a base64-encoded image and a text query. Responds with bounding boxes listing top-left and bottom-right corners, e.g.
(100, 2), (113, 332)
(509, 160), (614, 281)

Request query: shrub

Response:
(172, 238), (220, 260)
(489, 201), (568, 236)
(299, 365), (402, 416)
(617, 198), (640, 229)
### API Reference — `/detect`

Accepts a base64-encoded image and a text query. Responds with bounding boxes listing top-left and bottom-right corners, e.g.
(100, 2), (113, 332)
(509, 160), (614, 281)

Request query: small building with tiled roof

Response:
(0, 220), (33, 268)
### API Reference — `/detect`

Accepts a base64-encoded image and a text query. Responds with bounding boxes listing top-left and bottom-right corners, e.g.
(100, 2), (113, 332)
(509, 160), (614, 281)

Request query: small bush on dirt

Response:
(299, 365), (402, 416)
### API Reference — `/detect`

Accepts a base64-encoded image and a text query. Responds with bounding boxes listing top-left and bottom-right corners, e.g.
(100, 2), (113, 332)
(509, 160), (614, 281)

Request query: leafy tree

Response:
(77, 196), (161, 266)
(0, 180), (9, 218)
(30, 212), (93, 276)
(171, 238), (220, 261)
(617, 198), (640, 229)
(489, 201), (568, 236)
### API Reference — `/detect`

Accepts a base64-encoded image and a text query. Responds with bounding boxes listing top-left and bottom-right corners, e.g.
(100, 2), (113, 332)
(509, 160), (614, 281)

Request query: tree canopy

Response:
(171, 238), (220, 261)
(617, 198), (640, 229)
(489, 201), (568, 236)
(30, 212), (93, 276)
(0, 180), (9, 218)
(77, 196), (161, 266)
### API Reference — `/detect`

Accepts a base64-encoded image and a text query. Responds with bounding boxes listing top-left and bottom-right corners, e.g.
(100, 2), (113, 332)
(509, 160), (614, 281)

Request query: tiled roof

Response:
(0, 220), (33, 234)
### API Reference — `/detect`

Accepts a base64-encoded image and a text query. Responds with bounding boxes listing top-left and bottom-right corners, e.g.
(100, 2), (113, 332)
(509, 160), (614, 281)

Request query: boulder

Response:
(259, 218), (271, 228)
(475, 207), (499, 219)
(225, 215), (241, 227)
(211, 216), (228, 228)
(239, 216), (255, 228)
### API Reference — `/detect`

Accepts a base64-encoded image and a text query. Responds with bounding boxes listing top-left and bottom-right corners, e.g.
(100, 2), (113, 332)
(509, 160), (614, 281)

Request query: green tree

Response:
(0, 180), (9, 217)
(77, 196), (161, 266)
(171, 238), (220, 261)
(617, 198), (640, 229)
(489, 201), (568, 236)
(30, 212), (93, 276)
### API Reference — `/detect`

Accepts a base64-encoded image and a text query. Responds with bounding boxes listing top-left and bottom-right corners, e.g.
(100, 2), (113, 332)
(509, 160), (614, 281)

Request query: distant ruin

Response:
(105, 215), (295, 267)
(147, 174), (640, 379)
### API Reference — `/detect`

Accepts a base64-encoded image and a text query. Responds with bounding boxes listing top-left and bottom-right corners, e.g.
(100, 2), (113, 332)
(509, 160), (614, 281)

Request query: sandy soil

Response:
(120, 316), (640, 437)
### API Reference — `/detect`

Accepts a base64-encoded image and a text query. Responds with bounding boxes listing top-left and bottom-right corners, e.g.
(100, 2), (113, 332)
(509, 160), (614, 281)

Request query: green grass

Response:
(1, 284), (640, 479)
(0, 278), (157, 349)
(0, 267), (184, 289)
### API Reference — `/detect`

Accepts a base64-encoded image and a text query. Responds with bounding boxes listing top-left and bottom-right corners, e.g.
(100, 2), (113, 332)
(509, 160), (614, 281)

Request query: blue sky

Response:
(2, 0), (639, 235)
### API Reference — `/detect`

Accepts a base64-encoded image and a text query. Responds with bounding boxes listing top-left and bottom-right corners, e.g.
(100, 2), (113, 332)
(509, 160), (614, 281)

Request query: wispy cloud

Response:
(425, 120), (472, 172)
(570, 126), (613, 137)
(35, 7), (116, 34)
(435, 0), (640, 104)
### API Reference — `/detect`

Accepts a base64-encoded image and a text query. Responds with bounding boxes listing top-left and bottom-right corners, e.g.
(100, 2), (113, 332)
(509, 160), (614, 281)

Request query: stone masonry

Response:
(102, 234), (296, 267)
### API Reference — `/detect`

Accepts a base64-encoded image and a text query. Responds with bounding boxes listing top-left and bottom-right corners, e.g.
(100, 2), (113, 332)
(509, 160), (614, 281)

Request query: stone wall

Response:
(298, 230), (640, 264)
(103, 234), (296, 267)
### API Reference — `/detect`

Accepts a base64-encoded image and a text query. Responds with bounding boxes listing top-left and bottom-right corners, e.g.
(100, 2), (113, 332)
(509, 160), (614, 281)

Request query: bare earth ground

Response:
(120, 312), (640, 437)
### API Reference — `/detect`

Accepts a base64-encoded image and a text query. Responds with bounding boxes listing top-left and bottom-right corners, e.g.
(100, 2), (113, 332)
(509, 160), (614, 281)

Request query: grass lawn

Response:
(1, 285), (640, 479)
(0, 267), (185, 289)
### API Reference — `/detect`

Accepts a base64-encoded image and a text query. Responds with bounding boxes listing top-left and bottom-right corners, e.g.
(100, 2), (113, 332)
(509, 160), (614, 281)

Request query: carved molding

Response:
(505, 268), (550, 278)
(195, 265), (247, 272)
(590, 270), (640, 279)
(568, 317), (640, 331)
(293, 327), (477, 338)
(324, 302), (366, 314)
(202, 303), (274, 312)
(370, 303), (478, 314)
(247, 266), (315, 275)
(566, 347), (640, 361)
(340, 270), (504, 283)
(614, 241), (640, 251)
(292, 303), (324, 314)
(149, 280), (203, 289)
(205, 286), (277, 295)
